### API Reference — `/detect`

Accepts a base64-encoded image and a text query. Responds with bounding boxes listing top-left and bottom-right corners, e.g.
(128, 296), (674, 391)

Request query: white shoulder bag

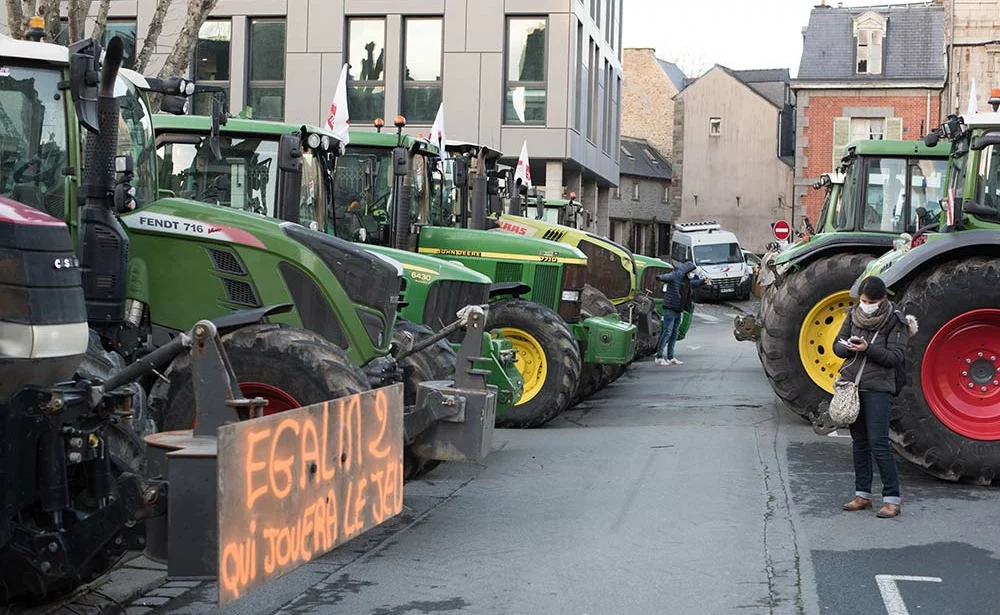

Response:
(829, 331), (878, 426)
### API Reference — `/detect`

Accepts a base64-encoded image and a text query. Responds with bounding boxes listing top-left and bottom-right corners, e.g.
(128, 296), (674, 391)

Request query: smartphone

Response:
(837, 338), (851, 347)
(849, 336), (863, 344)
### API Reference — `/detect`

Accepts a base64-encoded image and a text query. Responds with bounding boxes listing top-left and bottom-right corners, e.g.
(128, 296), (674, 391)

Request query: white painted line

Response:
(686, 345), (701, 351)
(827, 429), (851, 438)
(695, 313), (721, 323)
(876, 574), (942, 615)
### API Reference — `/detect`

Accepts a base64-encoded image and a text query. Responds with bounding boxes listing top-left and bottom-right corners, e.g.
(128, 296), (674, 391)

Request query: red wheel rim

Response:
(921, 308), (1000, 440)
(239, 382), (302, 417)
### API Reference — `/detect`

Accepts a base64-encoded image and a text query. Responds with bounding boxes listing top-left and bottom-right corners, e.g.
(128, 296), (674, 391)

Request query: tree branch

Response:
(38, 0), (60, 43)
(157, 0), (218, 78)
(133, 0), (172, 74)
(5, 0), (26, 39)
(90, 0), (110, 40)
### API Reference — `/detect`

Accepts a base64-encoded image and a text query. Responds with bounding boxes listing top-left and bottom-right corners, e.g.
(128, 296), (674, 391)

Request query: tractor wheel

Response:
(486, 299), (580, 428)
(892, 257), (1000, 484)
(630, 294), (659, 359)
(758, 252), (874, 419)
(392, 319), (457, 479)
(150, 323), (370, 431)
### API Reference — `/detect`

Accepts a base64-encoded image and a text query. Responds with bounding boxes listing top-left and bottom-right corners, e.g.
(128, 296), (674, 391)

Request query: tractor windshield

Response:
(859, 157), (946, 233)
(0, 64), (69, 218)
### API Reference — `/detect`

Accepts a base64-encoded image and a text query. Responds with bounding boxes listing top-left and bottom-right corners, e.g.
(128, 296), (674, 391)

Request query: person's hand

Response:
(848, 338), (868, 352)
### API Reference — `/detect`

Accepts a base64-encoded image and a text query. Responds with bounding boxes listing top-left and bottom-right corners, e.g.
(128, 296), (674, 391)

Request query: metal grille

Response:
(532, 265), (559, 308)
(578, 241), (631, 301)
(640, 267), (671, 295)
(714, 277), (740, 292)
(221, 277), (260, 306)
(208, 248), (247, 275)
(423, 280), (490, 334)
(541, 228), (567, 242)
(494, 262), (524, 283)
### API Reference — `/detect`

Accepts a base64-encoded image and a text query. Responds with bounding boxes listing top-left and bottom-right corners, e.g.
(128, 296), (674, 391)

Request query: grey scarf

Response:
(852, 300), (892, 331)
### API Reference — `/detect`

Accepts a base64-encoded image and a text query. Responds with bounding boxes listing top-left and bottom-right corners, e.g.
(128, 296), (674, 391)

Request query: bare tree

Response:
(67, 0), (92, 43)
(157, 0), (218, 77)
(133, 0), (172, 73)
(38, 0), (59, 43)
(89, 0), (110, 41)
(5, 0), (25, 39)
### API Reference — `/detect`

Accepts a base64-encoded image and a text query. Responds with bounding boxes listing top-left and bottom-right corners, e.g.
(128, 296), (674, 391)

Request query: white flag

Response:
(967, 78), (978, 117)
(514, 140), (532, 189)
(428, 103), (446, 170)
(326, 63), (350, 154)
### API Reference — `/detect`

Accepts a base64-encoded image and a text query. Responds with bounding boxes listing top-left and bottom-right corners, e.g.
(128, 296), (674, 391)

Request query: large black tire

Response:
(150, 324), (370, 432)
(486, 299), (580, 427)
(628, 294), (660, 359)
(392, 319), (457, 479)
(577, 284), (624, 401)
(891, 257), (1000, 484)
(758, 252), (875, 419)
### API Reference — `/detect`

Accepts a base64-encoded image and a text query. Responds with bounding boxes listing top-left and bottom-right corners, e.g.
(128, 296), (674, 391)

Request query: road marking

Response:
(695, 313), (721, 323)
(686, 345), (701, 351)
(876, 574), (942, 615)
(827, 429), (851, 438)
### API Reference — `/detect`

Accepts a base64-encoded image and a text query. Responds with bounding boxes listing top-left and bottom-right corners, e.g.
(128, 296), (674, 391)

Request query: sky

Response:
(622, 0), (921, 78)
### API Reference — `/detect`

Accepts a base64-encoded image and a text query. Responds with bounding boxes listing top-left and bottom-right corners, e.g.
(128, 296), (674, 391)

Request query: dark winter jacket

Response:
(656, 262), (704, 313)
(833, 307), (917, 393)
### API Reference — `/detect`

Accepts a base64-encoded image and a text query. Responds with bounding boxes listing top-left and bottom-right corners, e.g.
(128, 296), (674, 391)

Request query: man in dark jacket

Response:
(653, 262), (707, 366)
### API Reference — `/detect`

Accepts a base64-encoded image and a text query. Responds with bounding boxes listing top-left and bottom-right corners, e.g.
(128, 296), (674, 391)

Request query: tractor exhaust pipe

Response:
(74, 37), (130, 336)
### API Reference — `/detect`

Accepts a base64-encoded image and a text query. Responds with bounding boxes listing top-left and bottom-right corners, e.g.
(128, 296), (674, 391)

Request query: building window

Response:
(614, 185), (621, 199)
(710, 118), (721, 136)
(574, 19), (585, 131)
(402, 17), (443, 123)
(105, 21), (137, 69)
(662, 184), (670, 203)
(247, 19), (286, 120)
(632, 182), (640, 201)
(193, 20), (231, 116)
(347, 18), (387, 122)
(853, 11), (886, 75)
(505, 17), (547, 125)
(851, 117), (885, 141)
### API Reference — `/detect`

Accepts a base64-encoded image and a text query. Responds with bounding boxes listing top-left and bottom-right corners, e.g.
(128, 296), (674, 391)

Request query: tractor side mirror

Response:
(209, 97), (228, 161)
(392, 146), (408, 177)
(454, 159), (468, 188)
(275, 133), (303, 224)
(68, 38), (103, 134)
(161, 95), (187, 115)
(924, 131), (940, 147)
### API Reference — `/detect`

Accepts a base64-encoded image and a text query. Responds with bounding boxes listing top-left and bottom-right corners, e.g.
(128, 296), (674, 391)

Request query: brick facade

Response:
(622, 49), (680, 162)
(795, 90), (942, 224)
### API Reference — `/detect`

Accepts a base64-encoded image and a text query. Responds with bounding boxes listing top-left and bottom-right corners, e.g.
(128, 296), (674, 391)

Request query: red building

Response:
(791, 3), (945, 226)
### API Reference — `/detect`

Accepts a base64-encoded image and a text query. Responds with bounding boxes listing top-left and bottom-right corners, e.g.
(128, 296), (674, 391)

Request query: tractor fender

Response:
(849, 230), (1000, 297)
(776, 234), (893, 271)
(211, 303), (294, 335)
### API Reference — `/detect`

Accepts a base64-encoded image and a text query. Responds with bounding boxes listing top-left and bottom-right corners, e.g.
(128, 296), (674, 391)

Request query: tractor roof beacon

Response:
(844, 101), (1000, 485)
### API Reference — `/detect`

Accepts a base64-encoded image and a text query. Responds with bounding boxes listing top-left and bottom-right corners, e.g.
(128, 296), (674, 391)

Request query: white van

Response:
(668, 221), (753, 300)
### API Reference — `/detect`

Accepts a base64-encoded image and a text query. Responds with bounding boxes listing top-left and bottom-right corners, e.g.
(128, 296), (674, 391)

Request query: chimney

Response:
(815, 0), (826, 6)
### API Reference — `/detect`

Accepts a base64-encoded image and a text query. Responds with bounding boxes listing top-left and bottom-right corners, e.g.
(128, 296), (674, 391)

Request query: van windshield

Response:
(694, 242), (743, 265)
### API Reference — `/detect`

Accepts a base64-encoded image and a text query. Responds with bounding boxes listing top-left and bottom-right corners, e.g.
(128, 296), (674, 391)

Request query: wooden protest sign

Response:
(216, 384), (404, 604)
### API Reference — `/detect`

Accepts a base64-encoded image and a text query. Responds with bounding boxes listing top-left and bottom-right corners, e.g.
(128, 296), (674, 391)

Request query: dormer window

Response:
(853, 11), (887, 75)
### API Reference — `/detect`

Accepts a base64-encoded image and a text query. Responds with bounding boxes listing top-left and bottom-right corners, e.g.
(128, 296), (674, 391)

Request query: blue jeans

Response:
(656, 308), (682, 360)
(848, 391), (901, 504)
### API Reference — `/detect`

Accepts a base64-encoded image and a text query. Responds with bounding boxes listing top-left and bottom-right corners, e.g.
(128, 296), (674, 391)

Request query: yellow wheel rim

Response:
(798, 290), (856, 394)
(499, 327), (548, 405)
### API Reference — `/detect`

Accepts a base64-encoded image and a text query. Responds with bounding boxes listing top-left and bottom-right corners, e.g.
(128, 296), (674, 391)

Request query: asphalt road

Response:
(39, 299), (1000, 615)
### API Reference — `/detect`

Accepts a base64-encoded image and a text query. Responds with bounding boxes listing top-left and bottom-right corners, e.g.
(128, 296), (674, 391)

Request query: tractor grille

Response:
(208, 248), (247, 275)
(532, 265), (559, 308)
(494, 262), (524, 283)
(640, 267), (671, 296)
(424, 280), (490, 339)
(221, 277), (260, 307)
(578, 241), (631, 301)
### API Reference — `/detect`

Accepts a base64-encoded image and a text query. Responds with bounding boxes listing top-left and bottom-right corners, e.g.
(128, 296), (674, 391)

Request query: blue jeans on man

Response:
(655, 308), (682, 361)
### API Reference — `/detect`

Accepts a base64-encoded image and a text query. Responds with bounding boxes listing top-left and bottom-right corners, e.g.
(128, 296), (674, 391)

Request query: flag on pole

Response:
(514, 140), (532, 189)
(967, 79), (978, 117)
(428, 103), (446, 168)
(326, 63), (350, 154)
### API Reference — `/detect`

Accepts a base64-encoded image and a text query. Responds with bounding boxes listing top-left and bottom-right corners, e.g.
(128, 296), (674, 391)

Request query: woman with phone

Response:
(832, 276), (917, 518)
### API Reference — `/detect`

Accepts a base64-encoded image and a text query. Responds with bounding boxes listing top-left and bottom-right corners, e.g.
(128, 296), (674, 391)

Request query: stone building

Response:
(608, 136), (677, 257)
(942, 0), (1000, 116)
(1, 0), (626, 234)
(792, 2), (946, 225)
(674, 66), (795, 253)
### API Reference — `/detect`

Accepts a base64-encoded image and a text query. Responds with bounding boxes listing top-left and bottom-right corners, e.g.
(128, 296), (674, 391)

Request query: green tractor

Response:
(3, 36), (495, 484)
(844, 108), (1000, 484)
(150, 114), (525, 426)
(735, 139), (948, 419)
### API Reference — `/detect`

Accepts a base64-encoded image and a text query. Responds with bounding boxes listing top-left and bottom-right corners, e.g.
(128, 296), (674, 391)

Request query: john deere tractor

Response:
(151, 114), (524, 425)
(844, 108), (1000, 484)
(735, 139), (948, 419)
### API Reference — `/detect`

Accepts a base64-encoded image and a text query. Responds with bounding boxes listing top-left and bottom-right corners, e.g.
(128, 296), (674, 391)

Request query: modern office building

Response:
(0, 0), (625, 232)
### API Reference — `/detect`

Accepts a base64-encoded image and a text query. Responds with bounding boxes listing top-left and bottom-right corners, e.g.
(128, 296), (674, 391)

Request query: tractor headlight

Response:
(306, 133), (322, 150)
(321, 135), (331, 151)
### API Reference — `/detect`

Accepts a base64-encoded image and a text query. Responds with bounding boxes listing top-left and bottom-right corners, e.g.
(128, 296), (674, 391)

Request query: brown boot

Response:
(876, 503), (902, 518)
(842, 496), (872, 511)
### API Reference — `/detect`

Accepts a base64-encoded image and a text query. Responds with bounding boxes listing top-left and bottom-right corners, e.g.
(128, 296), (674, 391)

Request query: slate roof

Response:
(656, 58), (688, 92)
(796, 3), (945, 83)
(731, 68), (791, 108)
(620, 137), (672, 181)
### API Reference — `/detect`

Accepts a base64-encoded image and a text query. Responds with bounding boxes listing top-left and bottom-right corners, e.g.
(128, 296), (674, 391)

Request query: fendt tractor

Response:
(150, 114), (524, 435)
(3, 34), (496, 594)
(733, 139), (948, 419)
(841, 104), (1000, 484)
